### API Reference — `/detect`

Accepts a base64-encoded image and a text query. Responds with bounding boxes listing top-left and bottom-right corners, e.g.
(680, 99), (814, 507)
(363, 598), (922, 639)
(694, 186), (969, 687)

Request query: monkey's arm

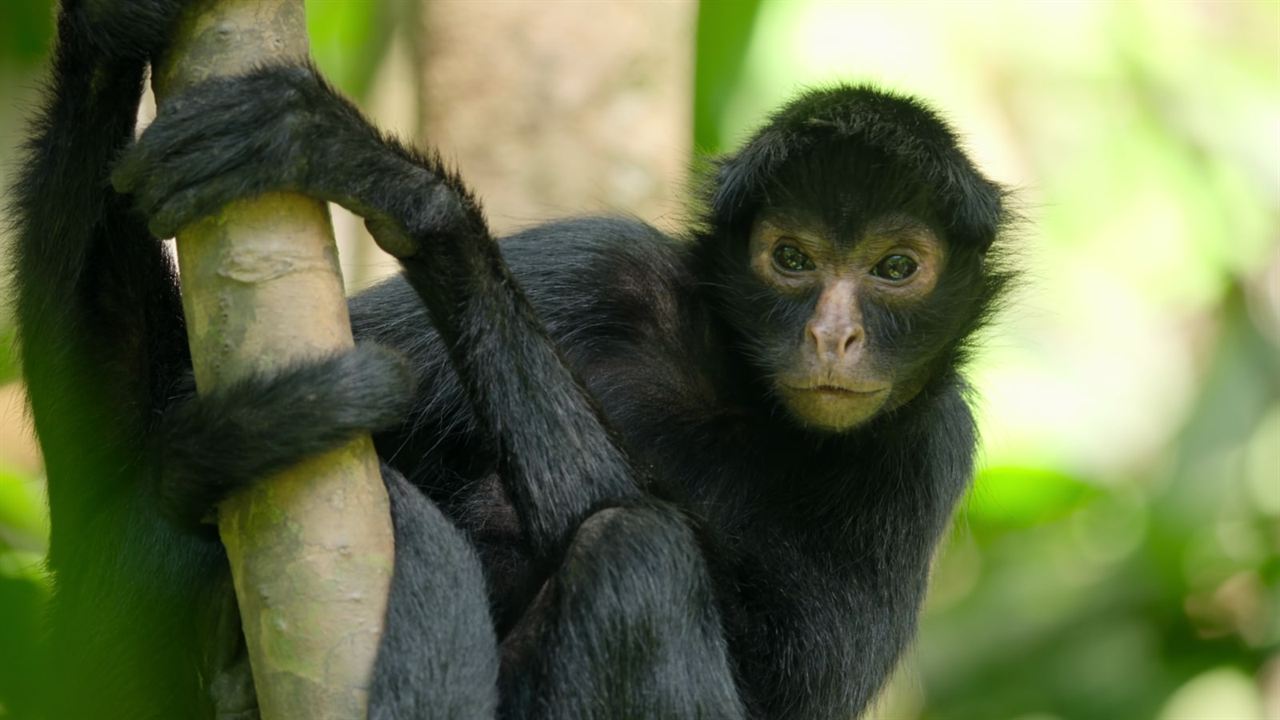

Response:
(114, 64), (640, 559)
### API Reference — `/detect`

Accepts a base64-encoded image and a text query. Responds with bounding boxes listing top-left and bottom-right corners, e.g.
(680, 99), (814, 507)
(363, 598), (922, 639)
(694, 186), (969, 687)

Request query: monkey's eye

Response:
(773, 244), (816, 273)
(871, 254), (918, 281)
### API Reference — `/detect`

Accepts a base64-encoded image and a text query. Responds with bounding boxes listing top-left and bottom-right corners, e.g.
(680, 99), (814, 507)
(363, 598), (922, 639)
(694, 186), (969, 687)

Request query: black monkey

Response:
(11, 2), (1011, 718)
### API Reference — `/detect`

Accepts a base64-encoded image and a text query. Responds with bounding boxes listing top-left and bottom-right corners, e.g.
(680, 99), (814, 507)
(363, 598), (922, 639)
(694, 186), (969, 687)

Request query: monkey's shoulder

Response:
(499, 216), (702, 352)
(502, 217), (722, 431)
(350, 216), (716, 440)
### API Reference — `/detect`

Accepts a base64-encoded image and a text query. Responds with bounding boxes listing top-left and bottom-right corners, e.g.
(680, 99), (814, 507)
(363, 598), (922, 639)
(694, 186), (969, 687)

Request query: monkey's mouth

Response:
(790, 384), (889, 397)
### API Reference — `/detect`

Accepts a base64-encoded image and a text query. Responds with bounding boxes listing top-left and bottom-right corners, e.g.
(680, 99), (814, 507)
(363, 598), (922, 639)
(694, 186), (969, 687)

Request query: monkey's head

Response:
(697, 85), (1012, 433)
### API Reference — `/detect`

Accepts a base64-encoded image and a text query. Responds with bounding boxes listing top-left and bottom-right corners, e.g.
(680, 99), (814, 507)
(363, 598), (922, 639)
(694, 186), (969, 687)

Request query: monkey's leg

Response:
(500, 504), (745, 720)
(370, 464), (499, 720)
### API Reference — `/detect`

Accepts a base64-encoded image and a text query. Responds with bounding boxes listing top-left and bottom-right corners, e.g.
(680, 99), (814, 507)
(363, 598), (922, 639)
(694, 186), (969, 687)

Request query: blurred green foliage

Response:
(0, 0), (49, 693)
(0, 3), (54, 69)
(0, 1), (1276, 719)
(306, 0), (395, 98)
(693, 0), (761, 153)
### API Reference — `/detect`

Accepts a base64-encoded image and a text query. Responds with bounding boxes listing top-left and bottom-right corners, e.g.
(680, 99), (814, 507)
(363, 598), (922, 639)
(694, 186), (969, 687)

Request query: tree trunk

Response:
(415, 1), (695, 234)
(154, 1), (393, 717)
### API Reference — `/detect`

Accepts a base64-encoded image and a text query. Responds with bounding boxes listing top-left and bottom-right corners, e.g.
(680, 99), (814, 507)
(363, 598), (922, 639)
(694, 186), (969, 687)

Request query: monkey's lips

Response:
(789, 384), (889, 397)
(777, 382), (892, 431)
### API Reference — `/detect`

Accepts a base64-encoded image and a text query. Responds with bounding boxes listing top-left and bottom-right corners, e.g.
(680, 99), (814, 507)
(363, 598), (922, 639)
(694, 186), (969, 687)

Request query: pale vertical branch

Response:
(154, 1), (393, 717)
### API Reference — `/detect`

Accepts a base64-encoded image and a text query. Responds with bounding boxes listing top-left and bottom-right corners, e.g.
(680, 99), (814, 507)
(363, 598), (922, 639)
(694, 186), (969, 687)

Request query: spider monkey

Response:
(10, 2), (1012, 718)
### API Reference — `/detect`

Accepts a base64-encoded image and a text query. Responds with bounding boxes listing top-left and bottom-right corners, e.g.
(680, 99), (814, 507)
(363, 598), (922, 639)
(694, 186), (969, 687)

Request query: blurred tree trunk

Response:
(413, 1), (695, 233)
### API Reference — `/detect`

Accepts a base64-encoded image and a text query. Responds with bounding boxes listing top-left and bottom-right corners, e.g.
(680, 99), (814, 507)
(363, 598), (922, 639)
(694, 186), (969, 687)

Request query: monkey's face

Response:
(743, 213), (950, 432)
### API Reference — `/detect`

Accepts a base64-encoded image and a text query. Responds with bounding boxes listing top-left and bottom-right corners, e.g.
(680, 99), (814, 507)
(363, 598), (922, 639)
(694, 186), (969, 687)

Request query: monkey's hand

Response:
(112, 63), (424, 248)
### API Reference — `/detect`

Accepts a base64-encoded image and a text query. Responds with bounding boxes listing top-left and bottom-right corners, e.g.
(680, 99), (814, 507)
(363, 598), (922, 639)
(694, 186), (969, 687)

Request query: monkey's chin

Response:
(778, 386), (891, 433)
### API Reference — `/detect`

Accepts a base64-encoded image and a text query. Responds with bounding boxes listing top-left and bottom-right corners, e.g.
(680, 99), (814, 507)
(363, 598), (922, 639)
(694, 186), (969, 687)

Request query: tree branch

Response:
(154, 1), (393, 716)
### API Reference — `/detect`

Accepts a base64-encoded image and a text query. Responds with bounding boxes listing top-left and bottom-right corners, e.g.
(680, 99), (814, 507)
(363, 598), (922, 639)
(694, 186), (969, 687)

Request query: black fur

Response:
(155, 344), (417, 529)
(9, 2), (1011, 718)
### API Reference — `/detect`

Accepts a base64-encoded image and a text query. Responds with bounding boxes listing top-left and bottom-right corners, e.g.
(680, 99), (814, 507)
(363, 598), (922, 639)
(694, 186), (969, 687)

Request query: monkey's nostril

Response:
(842, 326), (864, 353)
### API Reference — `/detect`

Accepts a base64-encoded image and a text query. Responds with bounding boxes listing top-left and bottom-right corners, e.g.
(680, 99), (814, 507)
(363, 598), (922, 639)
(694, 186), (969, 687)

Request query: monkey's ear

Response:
(707, 128), (801, 234)
(707, 155), (755, 232)
(949, 175), (1005, 253)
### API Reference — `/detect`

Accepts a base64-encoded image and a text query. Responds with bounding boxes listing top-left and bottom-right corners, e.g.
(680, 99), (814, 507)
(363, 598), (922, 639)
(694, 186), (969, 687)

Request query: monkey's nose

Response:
(806, 320), (864, 360)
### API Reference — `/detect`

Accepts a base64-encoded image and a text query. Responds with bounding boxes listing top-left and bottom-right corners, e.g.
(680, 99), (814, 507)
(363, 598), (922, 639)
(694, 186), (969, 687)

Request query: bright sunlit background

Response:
(1, 2), (1276, 719)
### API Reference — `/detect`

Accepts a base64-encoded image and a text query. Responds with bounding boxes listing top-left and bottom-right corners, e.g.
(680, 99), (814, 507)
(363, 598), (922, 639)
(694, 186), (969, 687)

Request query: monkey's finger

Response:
(109, 93), (208, 193)
(145, 163), (308, 239)
(119, 136), (280, 236)
(146, 182), (236, 239)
